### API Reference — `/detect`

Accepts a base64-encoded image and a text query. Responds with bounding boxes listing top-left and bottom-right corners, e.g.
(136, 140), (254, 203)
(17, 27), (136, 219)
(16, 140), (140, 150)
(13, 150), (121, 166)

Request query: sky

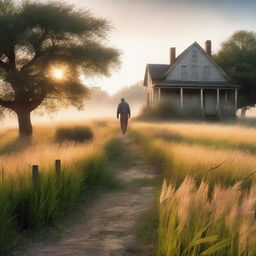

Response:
(3, 0), (256, 126)
(59, 0), (256, 94)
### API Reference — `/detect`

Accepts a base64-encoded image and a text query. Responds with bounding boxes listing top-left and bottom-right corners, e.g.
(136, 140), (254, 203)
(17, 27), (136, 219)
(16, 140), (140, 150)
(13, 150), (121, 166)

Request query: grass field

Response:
(0, 120), (119, 255)
(3, 119), (256, 255)
(130, 121), (256, 256)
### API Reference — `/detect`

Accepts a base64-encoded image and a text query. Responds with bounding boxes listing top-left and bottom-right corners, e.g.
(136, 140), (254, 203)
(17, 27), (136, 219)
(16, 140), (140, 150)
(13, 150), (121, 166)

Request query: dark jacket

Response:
(117, 101), (131, 117)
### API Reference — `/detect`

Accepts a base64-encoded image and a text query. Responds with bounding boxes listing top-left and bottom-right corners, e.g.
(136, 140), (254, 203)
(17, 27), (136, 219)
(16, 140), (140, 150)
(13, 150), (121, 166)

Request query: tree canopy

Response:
(214, 30), (256, 114)
(0, 0), (120, 134)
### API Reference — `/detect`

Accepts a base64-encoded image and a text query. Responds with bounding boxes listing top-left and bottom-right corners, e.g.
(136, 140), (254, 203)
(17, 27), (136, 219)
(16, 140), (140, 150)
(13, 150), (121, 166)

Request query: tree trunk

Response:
(241, 106), (247, 118)
(16, 110), (33, 136)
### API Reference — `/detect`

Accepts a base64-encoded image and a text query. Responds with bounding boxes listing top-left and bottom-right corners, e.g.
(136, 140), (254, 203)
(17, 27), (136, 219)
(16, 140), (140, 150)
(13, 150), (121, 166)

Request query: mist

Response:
(59, 0), (256, 94)
(0, 82), (146, 128)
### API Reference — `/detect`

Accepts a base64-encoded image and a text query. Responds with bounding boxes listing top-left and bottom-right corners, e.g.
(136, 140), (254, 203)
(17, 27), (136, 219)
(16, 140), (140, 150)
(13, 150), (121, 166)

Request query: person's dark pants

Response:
(120, 114), (129, 134)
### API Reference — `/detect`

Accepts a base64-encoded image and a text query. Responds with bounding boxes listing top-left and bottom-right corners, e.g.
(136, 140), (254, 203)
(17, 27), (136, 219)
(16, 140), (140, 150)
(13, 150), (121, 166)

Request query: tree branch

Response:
(21, 30), (49, 71)
(0, 60), (10, 71)
(6, 47), (16, 70)
(28, 90), (47, 111)
(0, 98), (14, 110)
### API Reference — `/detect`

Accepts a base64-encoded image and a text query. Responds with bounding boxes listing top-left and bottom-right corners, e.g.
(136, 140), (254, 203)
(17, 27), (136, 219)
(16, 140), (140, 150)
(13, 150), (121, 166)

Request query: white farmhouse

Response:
(143, 41), (241, 118)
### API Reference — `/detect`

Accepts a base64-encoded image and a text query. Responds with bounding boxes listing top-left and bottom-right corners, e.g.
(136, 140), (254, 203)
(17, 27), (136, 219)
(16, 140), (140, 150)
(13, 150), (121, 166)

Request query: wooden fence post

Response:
(32, 165), (39, 185)
(55, 160), (61, 177)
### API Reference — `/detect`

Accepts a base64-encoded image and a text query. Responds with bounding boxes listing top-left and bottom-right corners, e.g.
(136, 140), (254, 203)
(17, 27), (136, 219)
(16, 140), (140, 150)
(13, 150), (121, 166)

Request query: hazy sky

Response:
(65, 0), (256, 94)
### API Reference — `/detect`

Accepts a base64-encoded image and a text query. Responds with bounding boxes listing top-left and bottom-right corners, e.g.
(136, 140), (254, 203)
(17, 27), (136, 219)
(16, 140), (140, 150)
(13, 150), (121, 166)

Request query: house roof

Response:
(154, 80), (241, 88)
(161, 42), (228, 79)
(147, 64), (170, 79)
(143, 64), (171, 86)
(144, 41), (240, 88)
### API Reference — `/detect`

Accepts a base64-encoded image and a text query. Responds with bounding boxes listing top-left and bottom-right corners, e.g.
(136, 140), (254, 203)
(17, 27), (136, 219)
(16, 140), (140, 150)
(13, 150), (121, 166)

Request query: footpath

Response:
(10, 136), (157, 256)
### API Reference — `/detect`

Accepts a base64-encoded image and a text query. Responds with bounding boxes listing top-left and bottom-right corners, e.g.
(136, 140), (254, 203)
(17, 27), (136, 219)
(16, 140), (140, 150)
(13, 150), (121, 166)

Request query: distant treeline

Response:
(86, 81), (146, 116)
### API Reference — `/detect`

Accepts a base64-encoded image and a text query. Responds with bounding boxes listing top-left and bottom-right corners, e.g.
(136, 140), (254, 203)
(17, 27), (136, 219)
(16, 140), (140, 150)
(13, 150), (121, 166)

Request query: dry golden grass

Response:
(0, 143), (94, 175)
(0, 120), (119, 254)
(157, 139), (256, 181)
(131, 121), (256, 255)
(163, 122), (256, 144)
(132, 121), (256, 185)
(158, 176), (256, 256)
(0, 120), (117, 175)
(134, 121), (256, 150)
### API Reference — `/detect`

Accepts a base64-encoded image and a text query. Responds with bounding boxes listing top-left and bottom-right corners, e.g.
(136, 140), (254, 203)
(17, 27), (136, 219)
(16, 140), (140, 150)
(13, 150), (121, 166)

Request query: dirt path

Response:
(10, 136), (157, 256)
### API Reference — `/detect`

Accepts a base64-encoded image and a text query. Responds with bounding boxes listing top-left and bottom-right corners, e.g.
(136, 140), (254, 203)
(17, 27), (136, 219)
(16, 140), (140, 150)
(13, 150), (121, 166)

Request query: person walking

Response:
(117, 98), (131, 135)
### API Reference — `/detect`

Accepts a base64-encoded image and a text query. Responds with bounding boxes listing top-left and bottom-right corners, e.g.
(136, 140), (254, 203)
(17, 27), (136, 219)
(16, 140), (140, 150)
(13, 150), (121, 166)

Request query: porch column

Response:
(147, 91), (151, 107)
(217, 88), (220, 114)
(224, 90), (228, 113)
(158, 87), (161, 102)
(180, 88), (184, 108)
(200, 89), (204, 109)
(235, 88), (238, 113)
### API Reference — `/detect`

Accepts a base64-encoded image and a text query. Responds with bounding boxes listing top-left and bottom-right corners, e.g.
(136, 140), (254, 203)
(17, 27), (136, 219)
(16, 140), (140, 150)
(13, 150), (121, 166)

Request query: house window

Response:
(203, 66), (210, 80)
(191, 65), (198, 80)
(181, 65), (187, 80)
(192, 50), (197, 62)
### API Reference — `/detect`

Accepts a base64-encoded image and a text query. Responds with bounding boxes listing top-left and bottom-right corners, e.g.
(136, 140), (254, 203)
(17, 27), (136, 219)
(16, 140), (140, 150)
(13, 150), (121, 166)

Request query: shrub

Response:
(137, 100), (202, 121)
(94, 120), (107, 127)
(55, 126), (94, 143)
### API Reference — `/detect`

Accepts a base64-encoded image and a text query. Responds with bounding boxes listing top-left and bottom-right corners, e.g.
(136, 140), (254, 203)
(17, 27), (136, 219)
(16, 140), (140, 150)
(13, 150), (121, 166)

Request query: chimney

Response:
(170, 47), (176, 65)
(205, 40), (212, 56)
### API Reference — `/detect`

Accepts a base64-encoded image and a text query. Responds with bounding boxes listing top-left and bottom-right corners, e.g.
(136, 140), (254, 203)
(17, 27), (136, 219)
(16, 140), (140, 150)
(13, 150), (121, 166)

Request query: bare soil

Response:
(10, 136), (157, 256)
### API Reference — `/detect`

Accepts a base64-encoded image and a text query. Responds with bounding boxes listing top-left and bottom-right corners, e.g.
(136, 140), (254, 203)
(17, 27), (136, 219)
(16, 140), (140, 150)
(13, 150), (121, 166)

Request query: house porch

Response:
(152, 87), (238, 116)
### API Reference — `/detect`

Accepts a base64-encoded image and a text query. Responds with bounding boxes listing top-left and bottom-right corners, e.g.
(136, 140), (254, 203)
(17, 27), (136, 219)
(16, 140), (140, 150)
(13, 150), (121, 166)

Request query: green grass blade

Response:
(200, 239), (231, 255)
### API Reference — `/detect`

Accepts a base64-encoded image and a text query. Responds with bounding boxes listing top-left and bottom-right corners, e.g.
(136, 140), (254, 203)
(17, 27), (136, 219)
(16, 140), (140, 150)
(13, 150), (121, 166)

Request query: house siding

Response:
(161, 88), (180, 107)
(144, 42), (239, 118)
(183, 90), (201, 108)
(166, 44), (226, 82)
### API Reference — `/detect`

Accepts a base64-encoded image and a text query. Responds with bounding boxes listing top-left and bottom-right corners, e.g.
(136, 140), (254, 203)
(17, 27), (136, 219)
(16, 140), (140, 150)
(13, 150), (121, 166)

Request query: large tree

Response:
(0, 0), (120, 135)
(214, 30), (256, 116)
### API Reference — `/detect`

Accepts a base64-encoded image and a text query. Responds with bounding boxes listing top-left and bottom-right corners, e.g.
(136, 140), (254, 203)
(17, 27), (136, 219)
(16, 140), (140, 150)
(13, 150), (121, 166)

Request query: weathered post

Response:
(32, 165), (39, 185)
(55, 160), (61, 177)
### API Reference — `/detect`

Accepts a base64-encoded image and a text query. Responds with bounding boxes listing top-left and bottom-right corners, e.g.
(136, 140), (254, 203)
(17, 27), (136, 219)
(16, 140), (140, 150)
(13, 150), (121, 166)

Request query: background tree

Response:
(112, 81), (146, 105)
(214, 30), (256, 117)
(0, 0), (120, 135)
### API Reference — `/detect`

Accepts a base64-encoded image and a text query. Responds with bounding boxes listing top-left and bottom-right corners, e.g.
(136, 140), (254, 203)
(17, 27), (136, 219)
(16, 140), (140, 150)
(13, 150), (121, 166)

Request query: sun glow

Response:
(52, 68), (65, 80)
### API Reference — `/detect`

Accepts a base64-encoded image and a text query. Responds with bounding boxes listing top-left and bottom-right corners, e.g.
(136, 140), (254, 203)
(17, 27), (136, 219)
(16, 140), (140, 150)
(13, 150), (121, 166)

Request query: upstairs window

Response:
(191, 65), (198, 80)
(181, 65), (187, 80)
(192, 50), (197, 62)
(203, 65), (210, 80)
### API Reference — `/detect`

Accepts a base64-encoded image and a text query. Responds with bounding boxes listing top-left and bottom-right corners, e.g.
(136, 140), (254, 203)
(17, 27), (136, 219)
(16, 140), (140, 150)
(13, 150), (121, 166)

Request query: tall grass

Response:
(158, 177), (256, 256)
(130, 126), (256, 189)
(135, 122), (256, 153)
(0, 122), (118, 255)
(130, 122), (256, 256)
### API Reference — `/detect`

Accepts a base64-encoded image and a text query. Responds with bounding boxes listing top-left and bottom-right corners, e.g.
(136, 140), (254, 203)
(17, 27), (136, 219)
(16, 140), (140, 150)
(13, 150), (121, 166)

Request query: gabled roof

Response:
(162, 42), (228, 79)
(143, 64), (170, 86)
(147, 64), (170, 80)
(143, 42), (243, 89)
